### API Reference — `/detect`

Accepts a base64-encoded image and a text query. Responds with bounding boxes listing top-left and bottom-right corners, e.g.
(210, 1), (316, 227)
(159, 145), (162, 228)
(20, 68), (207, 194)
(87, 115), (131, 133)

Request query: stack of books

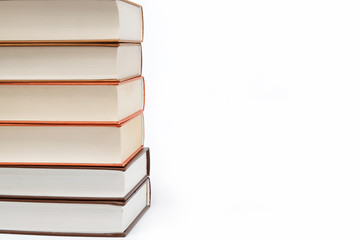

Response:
(0, 0), (149, 237)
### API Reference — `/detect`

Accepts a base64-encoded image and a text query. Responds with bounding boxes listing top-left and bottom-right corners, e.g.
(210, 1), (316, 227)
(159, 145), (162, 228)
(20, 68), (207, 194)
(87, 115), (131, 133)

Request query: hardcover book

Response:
(0, 0), (143, 43)
(0, 112), (144, 166)
(0, 0), (150, 236)
(0, 77), (144, 122)
(0, 44), (142, 81)
(0, 148), (150, 200)
(0, 178), (151, 237)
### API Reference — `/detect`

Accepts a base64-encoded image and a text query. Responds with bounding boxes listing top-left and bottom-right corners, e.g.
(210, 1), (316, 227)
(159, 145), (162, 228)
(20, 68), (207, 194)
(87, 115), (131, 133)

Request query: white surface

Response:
(0, 151), (147, 198)
(0, 180), (149, 233)
(0, 114), (143, 164)
(0, 45), (141, 80)
(5, 0), (360, 239)
(0, 78), (143, 121)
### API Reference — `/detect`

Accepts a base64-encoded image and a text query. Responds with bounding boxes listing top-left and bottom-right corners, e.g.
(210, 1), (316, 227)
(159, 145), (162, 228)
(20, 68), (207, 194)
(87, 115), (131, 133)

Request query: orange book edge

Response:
(0, 146), (144, 168)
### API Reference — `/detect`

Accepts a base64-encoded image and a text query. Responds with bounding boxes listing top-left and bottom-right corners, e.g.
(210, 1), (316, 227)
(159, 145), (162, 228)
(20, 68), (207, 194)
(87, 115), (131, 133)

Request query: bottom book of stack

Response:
(0, 148), (151, 237)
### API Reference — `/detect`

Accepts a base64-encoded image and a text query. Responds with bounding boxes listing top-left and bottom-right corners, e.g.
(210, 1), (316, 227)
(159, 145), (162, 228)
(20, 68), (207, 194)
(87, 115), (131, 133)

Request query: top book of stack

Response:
(0, 0), (143, 43)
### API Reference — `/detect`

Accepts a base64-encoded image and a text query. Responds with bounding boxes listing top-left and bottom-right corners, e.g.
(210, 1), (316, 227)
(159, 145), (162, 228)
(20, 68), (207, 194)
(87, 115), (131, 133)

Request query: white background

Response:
(6, 0), (360, 239)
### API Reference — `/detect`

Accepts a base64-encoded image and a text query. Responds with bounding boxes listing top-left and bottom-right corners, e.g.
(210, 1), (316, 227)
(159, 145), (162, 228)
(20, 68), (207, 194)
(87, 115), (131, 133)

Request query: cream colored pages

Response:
(117, 78), (144, 120)
(120, 114), (144, 163)
(0, 113), (143, 164)
(0, 126), (123, 164)
(0, 46), (117, 80)
(0, 78), (144, 121)
(0, 85), (118, 121)
(116, 0), (143, 41)
(0, 45), (141, 80)
(117, 44), (143, 80)
(0, 0), (143, 42)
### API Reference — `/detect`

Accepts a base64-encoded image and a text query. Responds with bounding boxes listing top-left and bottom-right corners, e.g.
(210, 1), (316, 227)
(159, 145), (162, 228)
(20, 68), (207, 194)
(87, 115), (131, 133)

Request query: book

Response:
(0, 177), (150, 237)
(0, 0), (150, 236)
(0, 43), (141, 81)
(0, 148), (150, 200)
(0, 0), (143, 43)
(0, 77), (144, 122)
(0, 112), (144, 166)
